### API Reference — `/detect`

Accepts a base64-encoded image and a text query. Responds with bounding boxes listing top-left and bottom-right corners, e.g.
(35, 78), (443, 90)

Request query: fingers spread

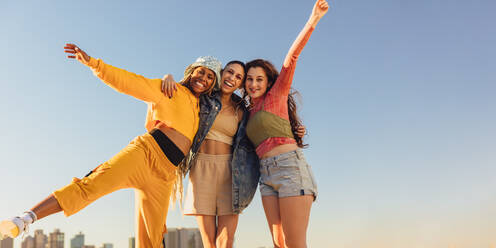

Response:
(64, 43), (77, 50)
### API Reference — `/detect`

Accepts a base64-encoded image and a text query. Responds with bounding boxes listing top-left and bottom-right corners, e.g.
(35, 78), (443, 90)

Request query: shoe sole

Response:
(0, 220), (19, 239)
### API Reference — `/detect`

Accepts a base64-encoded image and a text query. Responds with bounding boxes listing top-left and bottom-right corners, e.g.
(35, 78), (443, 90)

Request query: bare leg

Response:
(279, 195), (313, 248)
(196, 215), (217, 248)
(262, 196), (286, 248)
(216, 215), (239, 248)
(30, 194), (63, 220)
(0, 194), (63, 239)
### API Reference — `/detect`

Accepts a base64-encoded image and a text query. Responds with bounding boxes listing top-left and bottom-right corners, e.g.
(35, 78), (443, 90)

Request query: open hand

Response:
(161, 74), (177, 98)
(64, 43), (91, 65)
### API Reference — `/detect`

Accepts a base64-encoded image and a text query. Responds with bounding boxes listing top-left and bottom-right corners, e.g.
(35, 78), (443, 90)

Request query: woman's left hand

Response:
(161, 74), (177, 98)
(296, 125), (307, 138)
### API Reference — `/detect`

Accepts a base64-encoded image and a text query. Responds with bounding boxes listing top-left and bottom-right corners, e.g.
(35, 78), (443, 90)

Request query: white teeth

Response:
(224, 81), (234, 87)
(195, 82), (204, 87)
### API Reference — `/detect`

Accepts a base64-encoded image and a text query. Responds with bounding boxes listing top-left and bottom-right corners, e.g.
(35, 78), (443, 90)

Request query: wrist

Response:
(86, 56), (98, 68)
(307, 15), (321, 28)
(84, 56), (92, 65)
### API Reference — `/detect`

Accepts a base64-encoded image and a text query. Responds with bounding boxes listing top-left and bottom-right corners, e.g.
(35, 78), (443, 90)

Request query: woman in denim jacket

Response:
(161, 62), (305, 248)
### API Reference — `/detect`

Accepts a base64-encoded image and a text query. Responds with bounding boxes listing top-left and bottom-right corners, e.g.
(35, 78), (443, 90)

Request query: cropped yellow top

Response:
(205, 106), (238, 145)
(87, 57), (200, 143)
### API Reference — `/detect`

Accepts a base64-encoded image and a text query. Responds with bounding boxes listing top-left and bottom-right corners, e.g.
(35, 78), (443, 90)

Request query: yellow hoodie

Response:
(87, 57), (199, 142)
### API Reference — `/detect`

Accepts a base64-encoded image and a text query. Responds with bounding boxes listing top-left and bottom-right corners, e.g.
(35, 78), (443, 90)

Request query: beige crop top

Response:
(205, 105), (239, 145)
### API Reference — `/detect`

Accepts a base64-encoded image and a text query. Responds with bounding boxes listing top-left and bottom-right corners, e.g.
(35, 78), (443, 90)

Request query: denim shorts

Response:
(259, 149), (317, 200)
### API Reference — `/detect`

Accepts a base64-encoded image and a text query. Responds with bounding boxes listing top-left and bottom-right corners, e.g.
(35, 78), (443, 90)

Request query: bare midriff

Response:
(155, 122), (192, 156)
(198, 139), (232, 155)
(260, 143), (299, 159)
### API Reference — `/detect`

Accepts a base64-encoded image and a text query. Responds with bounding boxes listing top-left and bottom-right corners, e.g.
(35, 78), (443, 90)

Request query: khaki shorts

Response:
(184, 153), (234, 216)
(259, 149), (318, 200)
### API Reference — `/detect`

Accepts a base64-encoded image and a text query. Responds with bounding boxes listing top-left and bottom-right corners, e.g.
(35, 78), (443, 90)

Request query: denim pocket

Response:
(268, 160), (301, 190)
(275, 156), (300, 168)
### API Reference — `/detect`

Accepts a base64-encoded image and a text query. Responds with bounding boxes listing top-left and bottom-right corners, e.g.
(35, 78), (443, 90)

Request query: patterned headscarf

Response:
(181, 56), (222, 90)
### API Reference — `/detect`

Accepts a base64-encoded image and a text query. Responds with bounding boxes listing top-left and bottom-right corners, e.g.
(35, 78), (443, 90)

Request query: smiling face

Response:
(189, 66), (216, 95)
(220, 63), (245, 95)
(245, 66), (269, 99)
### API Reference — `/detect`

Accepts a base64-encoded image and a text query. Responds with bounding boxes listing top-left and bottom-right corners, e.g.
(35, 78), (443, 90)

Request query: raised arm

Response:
(283, 0), (329, 68)
(269, 0), (329, 96)
(64, 43), (163, 103)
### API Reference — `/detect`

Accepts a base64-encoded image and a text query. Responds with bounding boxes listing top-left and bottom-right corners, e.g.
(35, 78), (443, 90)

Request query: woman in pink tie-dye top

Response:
(244, 0), (329, 247)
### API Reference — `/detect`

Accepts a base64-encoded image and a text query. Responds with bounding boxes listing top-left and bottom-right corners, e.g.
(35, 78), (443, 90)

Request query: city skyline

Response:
(19, 229), (114, 248)
(4, 226), (496, 247)
(7, 227), (205, 248)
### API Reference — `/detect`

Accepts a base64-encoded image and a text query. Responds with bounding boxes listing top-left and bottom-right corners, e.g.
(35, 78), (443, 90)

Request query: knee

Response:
(283, 235), (306, 248)
(200, 233), (216, 248)
(216, 229), (235, 248)
(271, 227), (285, 248)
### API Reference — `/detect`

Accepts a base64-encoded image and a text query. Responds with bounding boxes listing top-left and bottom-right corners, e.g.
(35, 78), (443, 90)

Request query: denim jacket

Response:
(185, 91), (260, 214)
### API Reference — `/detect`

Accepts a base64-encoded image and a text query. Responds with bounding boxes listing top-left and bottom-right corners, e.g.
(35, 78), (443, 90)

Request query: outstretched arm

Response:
(64, 43), (163, 103)
(283, 0), (329, 68)
(271, 0), (329, 96)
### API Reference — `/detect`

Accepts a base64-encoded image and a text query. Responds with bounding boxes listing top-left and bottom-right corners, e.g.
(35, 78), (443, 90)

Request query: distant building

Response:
(33, 229), (47, 248)
(128, 237), (135, 248)
(164, 228), (178, 248)
(21, 235), (35, 248)
(99, 244), (113, 248)
(70, 232), (85, 248)
(179, 228), (202, 248)
(163, 228), (202, 248)
(47, 229), (64, 248)
(0, 237), (14, 248)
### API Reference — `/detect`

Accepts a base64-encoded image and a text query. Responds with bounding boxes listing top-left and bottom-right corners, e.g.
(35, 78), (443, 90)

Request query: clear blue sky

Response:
(1, 0), (495, 247)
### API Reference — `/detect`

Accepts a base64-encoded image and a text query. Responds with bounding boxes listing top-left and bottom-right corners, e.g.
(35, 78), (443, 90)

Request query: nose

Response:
(199, 74), (208, 83)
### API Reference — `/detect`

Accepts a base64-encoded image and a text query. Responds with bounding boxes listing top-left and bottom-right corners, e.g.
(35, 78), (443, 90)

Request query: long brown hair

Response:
(244, 59), (308, 148)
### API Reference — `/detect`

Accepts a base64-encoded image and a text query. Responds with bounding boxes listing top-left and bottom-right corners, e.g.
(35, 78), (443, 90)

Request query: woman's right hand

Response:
(311, 0), (329, 19)
(64, 43), (91, 65)
(161, 74), (178, 98)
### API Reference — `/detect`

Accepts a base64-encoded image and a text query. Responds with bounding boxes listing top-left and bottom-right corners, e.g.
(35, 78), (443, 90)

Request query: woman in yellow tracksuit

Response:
(0, 43), (222, 248)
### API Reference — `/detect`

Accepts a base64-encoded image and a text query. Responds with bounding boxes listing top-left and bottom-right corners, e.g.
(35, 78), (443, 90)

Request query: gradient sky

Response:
(1, 0), (495, 247)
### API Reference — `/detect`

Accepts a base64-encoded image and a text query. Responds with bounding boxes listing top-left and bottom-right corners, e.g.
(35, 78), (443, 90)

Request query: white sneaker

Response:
(0, 217), (25, 240)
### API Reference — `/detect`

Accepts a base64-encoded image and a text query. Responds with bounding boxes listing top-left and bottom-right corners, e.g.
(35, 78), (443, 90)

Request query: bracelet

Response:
(24, 211), (38, 223)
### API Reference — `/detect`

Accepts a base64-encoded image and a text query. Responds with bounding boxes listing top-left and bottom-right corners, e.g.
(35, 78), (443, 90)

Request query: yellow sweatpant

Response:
(53, 133), (177, 248)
